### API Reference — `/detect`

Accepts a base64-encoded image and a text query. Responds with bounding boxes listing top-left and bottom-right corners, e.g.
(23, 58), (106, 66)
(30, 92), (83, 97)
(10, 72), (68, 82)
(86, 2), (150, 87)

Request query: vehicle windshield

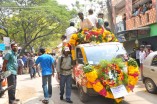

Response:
(84, 44), (127, 65)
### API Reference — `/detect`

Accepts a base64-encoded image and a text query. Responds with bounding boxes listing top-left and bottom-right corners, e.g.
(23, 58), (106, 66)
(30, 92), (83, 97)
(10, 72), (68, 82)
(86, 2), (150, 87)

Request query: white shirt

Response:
(87, 15), (98, 28)
(65, 26), (77, 41)
(139, 51), (146, 64)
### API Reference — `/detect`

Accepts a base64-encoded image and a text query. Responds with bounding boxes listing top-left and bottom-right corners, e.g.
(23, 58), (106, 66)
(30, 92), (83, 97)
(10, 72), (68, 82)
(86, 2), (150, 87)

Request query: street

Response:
(1, 74), (156, 104)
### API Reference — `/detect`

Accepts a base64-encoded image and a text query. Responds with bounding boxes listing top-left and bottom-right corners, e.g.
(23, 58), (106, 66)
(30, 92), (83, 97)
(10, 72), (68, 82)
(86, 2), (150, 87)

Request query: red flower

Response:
(99, 89), (107, 97)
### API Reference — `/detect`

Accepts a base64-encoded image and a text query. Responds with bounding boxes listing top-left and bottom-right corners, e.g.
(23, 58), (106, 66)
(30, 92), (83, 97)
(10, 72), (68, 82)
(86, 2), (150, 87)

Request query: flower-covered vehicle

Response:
(65, 28), (139, 103)
(71, 42), (139, 103)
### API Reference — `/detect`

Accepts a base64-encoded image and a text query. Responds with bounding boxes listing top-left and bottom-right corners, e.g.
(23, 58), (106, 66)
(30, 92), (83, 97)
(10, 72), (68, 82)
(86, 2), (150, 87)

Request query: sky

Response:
(56, 0), (76, 5)
(56, 0), (85, 5)
(56, 0), (85, 9)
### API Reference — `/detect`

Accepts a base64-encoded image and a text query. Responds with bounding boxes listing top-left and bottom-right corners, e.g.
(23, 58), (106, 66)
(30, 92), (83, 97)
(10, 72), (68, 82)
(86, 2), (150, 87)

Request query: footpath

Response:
(0, 74), (55, 104)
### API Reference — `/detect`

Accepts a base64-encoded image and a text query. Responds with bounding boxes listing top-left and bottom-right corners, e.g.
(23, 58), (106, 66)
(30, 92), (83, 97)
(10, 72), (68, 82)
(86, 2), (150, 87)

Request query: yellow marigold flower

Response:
(93, 81), (103, 92)
(104, 30), (111, 35)
(115, 98), (123, 103)
(71, 34), (78, 40)
(126, 86), (131, 92)
(69, 39), (76, 46)
(85, 70), (98, 83)
(71, 49), (76, 60)
(106, 92), (114, 99)
(86, 82), (93, 88)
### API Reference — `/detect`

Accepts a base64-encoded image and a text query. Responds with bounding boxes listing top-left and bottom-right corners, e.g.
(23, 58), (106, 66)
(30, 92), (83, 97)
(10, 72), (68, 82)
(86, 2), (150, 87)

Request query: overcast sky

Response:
(56, 0), (85, 8)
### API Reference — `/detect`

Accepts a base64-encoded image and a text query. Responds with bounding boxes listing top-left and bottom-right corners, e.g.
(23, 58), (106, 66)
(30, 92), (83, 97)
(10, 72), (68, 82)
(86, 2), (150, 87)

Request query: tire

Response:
(144, 78), (157, 94)
(79, 86), (89, 103)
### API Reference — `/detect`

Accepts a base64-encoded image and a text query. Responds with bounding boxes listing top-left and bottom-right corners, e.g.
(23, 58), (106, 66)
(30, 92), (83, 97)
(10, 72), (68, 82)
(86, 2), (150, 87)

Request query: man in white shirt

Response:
(87, 9), (98, 28)
(65, 22), (77, 42)
(78, 12), (93, 30)
(139, 45), (146, 80)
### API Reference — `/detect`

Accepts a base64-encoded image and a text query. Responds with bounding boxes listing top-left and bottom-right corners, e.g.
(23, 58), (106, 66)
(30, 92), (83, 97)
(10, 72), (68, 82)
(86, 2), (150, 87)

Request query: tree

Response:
(0, 0), (76, 54)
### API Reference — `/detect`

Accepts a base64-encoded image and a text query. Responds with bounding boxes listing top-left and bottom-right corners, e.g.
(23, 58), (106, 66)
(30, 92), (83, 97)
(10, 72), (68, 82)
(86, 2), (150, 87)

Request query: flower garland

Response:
(69, 28), (118, 60)
(83, 58), (139, 103)
(69, 28), (118, 47)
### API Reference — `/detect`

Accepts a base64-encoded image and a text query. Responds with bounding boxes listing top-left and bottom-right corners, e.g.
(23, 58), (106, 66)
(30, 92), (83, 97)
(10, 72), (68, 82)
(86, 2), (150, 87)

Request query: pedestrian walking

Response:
(139, 45), (146, 80)
(35, 48), (55, 103)
(28, 53), (36, 79)
(17, 56), (24, 75)
(56, 47), (73, 103)
(22, 54), (28, 73)
(34, 54), (41, 77)
(2, 43), (20, 104)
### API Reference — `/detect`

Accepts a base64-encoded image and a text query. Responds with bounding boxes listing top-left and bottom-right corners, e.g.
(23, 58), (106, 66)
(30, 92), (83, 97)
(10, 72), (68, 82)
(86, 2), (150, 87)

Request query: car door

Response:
(150, 55), (157, 85)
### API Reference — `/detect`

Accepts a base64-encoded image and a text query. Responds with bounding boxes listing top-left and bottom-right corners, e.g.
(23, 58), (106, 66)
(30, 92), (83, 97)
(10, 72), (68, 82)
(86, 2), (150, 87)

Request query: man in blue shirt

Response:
(2, 43), (19, 104)
(35, 48), (55, 103)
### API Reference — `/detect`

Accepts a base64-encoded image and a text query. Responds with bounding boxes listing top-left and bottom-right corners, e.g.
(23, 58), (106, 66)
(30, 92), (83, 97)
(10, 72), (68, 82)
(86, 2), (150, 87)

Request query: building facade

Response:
(112, 0), (157, 53)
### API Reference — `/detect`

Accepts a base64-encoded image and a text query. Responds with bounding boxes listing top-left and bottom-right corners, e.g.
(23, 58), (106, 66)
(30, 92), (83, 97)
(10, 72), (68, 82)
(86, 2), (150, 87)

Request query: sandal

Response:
(42, 99), (49, 104)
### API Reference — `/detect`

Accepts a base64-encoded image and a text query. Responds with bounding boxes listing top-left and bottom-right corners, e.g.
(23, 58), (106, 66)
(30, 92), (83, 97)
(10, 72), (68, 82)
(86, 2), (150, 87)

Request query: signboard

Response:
(3, 37), (10, 46)
(110, 85), (128, 98)
(0, 44), (5, 51)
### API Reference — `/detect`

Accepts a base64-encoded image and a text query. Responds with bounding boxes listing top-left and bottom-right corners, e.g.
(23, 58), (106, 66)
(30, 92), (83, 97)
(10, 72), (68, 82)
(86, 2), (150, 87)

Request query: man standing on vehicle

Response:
(57, 47), (73, 103)
(2, 43), (19, 104)
(35, 48), (55, 103)
(65, 22), (77, 42)
(87, 9), (98, 28)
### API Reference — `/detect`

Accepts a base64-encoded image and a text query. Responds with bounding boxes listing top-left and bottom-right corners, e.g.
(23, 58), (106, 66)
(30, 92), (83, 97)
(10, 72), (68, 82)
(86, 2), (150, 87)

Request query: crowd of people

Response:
(16, 53), (41, 78)
(132, 1), (153, 17)
(0, 9), (113, 104)
(130, 44), (153, 80)
(0, 43), (55, 104)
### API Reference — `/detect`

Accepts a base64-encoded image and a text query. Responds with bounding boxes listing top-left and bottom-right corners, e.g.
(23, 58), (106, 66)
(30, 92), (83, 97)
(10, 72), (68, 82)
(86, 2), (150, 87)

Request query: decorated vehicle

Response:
(66, 28), (139, 103)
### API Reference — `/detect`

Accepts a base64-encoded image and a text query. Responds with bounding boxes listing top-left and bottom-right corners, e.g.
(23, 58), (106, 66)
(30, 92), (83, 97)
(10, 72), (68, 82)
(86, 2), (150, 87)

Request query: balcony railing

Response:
(126, 8), (157, 30)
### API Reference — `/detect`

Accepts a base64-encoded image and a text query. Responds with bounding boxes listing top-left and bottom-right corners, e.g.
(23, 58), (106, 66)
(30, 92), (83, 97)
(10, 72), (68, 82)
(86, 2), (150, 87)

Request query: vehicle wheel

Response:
(144, 78), (157, 94)
(79, 86), (89, 103)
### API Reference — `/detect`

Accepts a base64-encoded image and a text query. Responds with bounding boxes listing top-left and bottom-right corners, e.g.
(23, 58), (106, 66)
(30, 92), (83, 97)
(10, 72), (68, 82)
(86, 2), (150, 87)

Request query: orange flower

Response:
(93, 81), (103, 92)
(106, 92), (114, 99)
(86, 82), (93, 88)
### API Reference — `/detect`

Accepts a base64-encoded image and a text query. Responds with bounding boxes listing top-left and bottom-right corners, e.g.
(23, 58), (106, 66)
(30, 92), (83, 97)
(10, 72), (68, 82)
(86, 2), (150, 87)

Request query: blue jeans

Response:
(42, 75), (52, 99)
(60, 74), (72, 99)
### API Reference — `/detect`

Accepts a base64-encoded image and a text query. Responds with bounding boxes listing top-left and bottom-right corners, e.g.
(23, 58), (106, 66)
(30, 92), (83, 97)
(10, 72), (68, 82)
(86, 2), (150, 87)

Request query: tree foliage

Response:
(0, 0), (77, 54)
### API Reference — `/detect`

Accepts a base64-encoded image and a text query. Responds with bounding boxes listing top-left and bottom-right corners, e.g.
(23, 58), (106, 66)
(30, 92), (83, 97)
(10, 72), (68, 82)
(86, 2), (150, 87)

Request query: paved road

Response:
(1, 74), (156, 104)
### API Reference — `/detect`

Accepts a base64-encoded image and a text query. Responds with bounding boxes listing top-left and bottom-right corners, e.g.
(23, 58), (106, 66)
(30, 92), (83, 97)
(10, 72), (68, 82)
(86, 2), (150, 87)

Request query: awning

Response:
(116, 26), (150, 35)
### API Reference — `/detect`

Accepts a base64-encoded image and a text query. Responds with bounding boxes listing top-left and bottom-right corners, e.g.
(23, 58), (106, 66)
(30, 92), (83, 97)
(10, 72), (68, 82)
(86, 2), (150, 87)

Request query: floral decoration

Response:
(69, 28), (118, 47)
(82, 58), (139, 103)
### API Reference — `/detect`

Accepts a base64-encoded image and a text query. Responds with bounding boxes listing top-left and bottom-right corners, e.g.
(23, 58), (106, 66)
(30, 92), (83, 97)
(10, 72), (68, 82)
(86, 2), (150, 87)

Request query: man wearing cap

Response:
(2, 43), (19, 104)
(35, 48), (55, 103)
(56, 47), (73, 103)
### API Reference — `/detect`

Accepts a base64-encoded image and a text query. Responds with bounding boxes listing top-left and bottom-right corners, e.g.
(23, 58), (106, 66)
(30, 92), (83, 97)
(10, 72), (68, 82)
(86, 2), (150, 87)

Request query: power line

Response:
(0, 6), (51, 9)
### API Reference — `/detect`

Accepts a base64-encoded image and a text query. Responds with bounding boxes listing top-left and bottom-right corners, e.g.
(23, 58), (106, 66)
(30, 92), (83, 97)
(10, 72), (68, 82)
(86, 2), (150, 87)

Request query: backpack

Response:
(60, 56), (73, 70)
